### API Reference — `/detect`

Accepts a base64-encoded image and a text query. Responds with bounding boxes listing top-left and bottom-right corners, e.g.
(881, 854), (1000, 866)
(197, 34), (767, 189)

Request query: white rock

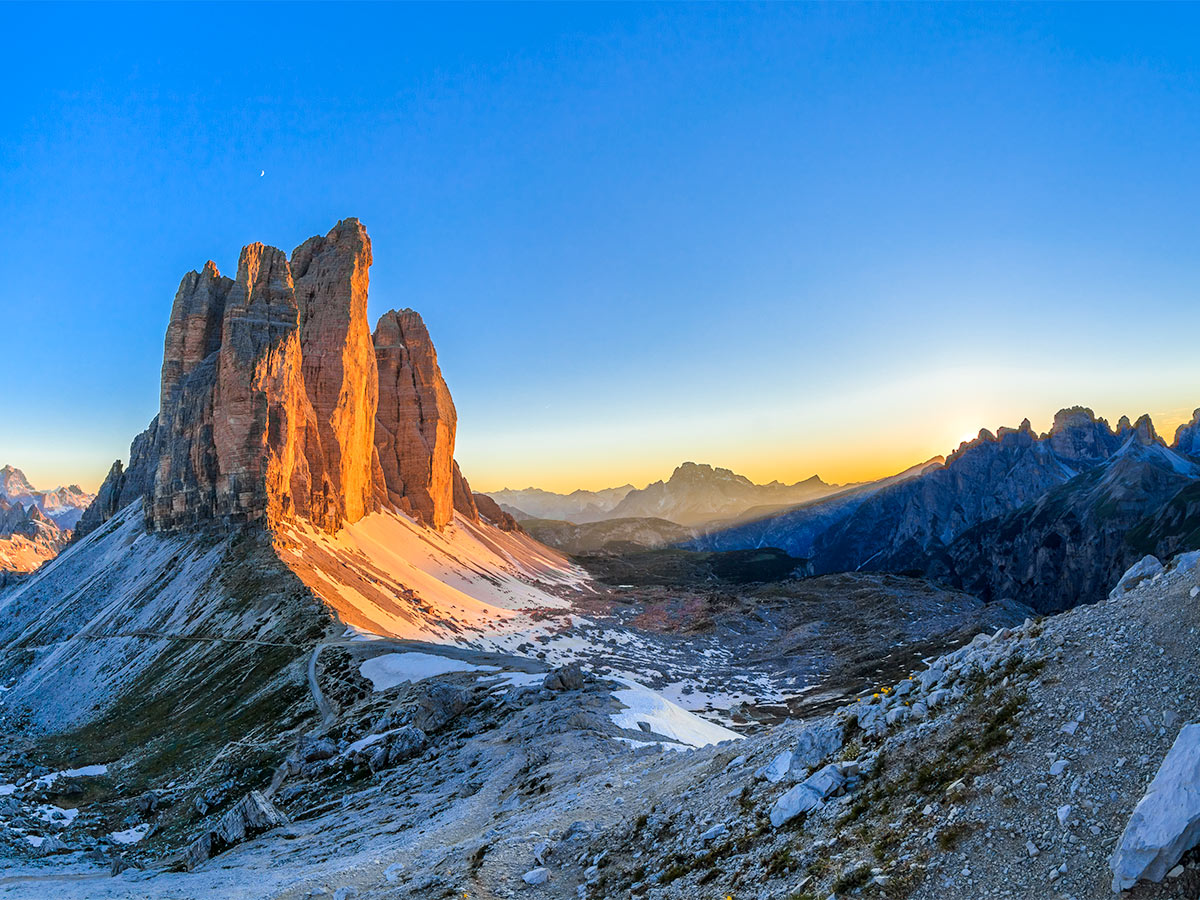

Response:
(760, 751), (793, 784)
(1058, 805), (1071, 826)
(522, 867), (550, 885)
(1109, 555), (1164, 599)
(1026, 840), (1040, 857)
(770, 764), (846, 828)
(789, 718), (843, 773)
(1050, 760), (1069, 777)
(918, 666), (945, 692)
(1110, 723), (1200, 891)
(1170, 549), (1200, 576)
(700, 823), (727, 842)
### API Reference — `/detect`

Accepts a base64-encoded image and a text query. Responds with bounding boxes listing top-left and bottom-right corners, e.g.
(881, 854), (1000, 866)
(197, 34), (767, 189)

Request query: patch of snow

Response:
(35, 805), (78, 826)
(481, 671), (545, 691)
(610, 679), (742, 748)
(109, 823), (151, 844)
(34, 764), (108, 788)
(359, 652), (498, 691)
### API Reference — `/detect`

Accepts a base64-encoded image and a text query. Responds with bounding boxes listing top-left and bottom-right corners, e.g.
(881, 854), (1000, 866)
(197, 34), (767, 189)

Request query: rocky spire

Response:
(80, 219), (485, 538)
(160, 261), (232, 412)
(292, 218), (380, 527)
(373, 309), (457, 528)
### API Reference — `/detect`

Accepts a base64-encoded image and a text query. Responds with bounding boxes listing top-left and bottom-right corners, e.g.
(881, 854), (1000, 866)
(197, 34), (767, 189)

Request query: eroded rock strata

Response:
(82, 219), (472, 537)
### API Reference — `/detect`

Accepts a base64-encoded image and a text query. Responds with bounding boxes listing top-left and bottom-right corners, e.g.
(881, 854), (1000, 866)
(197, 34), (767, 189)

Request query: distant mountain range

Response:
(489, 462), (845, 528)
(0, 464), (94, 530)
(486, 484), (636, 522)
(692, 407), (1200, 612)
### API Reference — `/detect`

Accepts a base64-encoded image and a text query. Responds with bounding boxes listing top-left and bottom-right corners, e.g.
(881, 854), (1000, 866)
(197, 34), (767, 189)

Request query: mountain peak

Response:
(0, 465), (35, 496)
(79, 218), (479, 537)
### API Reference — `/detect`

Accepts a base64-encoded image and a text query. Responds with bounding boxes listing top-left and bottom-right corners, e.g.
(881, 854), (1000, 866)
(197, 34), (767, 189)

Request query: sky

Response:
(2, 3), (1199, 494)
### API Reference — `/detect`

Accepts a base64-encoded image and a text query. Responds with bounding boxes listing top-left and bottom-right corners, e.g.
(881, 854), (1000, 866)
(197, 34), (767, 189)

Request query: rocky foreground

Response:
(0, 551), (1197, 899)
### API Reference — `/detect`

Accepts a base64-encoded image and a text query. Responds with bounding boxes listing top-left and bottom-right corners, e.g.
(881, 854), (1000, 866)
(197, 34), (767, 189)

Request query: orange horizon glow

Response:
(461, 407), (1198, 496)
(11, 404), (1198, 500)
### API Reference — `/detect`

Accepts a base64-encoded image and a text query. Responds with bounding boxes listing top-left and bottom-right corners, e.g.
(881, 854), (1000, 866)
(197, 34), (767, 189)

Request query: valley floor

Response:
(1, 530), (1198, 899)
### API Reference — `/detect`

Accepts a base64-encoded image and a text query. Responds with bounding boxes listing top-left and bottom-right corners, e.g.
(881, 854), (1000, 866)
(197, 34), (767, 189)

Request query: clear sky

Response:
(2, 3), (1199, 494)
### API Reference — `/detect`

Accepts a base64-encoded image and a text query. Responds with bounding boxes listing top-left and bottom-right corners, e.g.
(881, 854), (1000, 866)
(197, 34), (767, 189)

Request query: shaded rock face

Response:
(82, 219), (477, 537)
(373, 310), (457, 528)
(1175, 409), (1200, 458)
(697, 406), (1200, 613)
(452, 460), (480, 522)
(472, 491), (522, 532)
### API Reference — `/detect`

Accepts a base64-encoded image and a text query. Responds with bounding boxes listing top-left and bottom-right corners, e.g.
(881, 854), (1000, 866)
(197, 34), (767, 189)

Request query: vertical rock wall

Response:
(83, 218), (471, 535)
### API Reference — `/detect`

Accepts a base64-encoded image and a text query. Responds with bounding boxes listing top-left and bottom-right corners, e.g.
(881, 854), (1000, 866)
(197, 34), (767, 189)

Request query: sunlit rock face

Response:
(373, 309), (457, 529)
(293, 219), (381, 528)
(83, 218), (476, 536)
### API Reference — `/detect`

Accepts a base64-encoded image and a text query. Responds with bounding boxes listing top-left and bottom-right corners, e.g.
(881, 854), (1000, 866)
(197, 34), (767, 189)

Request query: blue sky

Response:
(3, 3), (1199, 492)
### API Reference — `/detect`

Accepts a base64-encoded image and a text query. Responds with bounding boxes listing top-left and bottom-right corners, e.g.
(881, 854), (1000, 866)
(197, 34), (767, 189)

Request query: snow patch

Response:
(610, 679), (742, 748)
(34, 764), (108, 788)
(360, 652), (499, 691)
(109, 823), (151, 845)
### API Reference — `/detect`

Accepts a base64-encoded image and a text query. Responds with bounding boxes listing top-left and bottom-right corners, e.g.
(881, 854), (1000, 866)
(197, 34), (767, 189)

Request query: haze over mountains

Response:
(0, 466), (90, 580)
(0, 466), (93, 530)
(489, 462), (843, 528)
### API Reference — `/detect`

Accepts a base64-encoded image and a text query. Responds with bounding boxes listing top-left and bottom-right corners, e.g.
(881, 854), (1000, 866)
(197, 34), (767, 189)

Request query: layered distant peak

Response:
(1046, 406), (1121, 462)
(1173, 409), (1200, 458)
(608, 462), (841, 526)
(668, 462), (754, 488)
(0, 465), (36, 498)
(0, 465), (95, 530)
(374, 309), (457, 529)
(482, 484), (634, 522)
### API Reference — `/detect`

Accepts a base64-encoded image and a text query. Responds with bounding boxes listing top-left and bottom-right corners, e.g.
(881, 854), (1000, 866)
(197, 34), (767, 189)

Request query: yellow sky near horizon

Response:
(11, 399), (1198, 498)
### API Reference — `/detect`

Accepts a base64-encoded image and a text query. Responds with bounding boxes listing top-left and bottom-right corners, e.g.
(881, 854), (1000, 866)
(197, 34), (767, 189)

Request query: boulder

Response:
(367, 726), (427, 772)
(787, 717), (843, 776)
(1109, 555), (1164, 599)
(1110, 724), (1200, 891)
(411, 682), (472, 733)
(185, 790), (288, 870)
(770, 763), (846, 828)
(543, 663), (584, 692)
(522, 867), (550, 885)
(759, 750), (793, 784)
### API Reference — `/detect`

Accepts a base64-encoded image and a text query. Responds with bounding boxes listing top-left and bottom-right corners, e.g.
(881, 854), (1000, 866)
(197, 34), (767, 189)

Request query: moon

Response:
(260, 170), (265, 177)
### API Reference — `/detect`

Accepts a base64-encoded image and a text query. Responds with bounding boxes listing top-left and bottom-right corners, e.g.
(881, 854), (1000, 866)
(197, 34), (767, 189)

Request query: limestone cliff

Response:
(373, 309), (457, 528)
(81, 219), (477, 537)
